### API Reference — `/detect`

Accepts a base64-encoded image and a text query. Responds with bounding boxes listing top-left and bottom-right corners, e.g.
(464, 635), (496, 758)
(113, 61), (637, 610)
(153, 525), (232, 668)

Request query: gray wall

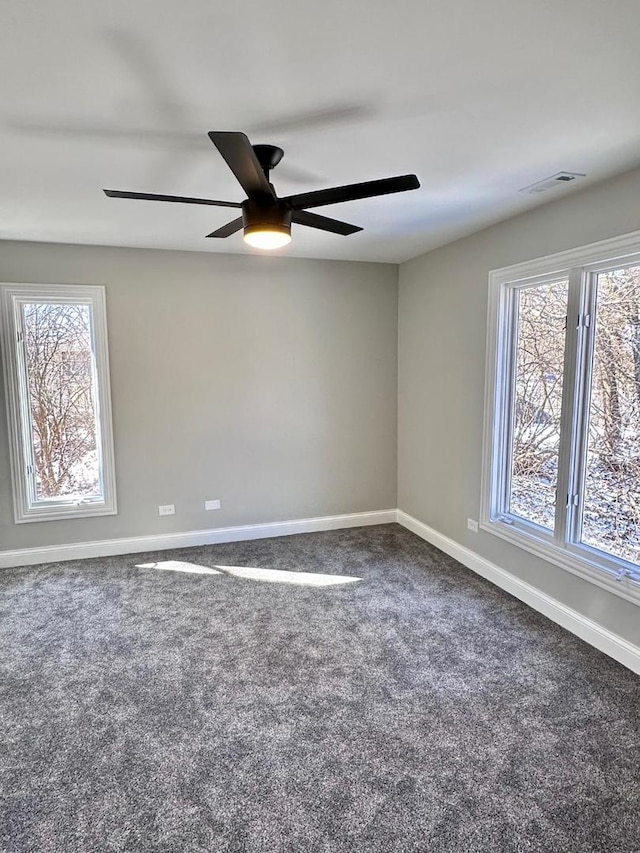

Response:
(398, 165), (640, 646)
(0, 242), (398, 550)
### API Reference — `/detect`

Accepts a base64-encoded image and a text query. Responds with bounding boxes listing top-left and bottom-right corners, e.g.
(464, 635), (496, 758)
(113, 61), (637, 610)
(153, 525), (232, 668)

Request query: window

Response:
(482, 232), (640, 605)
(0, 284), (116, 522)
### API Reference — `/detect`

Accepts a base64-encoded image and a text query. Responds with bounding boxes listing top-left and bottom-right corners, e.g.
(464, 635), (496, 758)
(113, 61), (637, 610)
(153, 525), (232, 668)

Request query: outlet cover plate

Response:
(205, 499), (221, 511)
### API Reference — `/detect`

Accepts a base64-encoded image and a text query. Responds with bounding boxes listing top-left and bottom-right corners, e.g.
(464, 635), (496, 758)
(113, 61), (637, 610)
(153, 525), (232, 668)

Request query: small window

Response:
(482, 234), (640, 604)
(0, 284), (117, 522)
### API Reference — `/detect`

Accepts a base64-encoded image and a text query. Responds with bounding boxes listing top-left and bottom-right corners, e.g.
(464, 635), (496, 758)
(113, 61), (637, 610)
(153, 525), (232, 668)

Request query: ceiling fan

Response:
(103, 131), (420, 250)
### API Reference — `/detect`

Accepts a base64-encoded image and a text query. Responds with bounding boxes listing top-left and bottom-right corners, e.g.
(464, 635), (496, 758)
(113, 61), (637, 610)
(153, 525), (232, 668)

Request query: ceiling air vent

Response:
(519, 171), (586, 194)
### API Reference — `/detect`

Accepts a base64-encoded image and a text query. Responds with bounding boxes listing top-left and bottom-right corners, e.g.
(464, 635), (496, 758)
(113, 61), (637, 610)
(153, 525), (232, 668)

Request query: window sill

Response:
(480, 517), (640, 607)
(15, 502), (118, 524)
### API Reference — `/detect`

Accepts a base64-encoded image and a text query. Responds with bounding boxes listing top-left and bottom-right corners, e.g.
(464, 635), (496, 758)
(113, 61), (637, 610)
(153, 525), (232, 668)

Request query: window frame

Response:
(0, 283), (117, 523)
(481, 231), (640, 606)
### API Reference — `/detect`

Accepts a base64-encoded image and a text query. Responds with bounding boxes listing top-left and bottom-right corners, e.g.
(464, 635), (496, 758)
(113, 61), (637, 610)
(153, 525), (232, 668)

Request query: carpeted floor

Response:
(1, 524), (639, 853)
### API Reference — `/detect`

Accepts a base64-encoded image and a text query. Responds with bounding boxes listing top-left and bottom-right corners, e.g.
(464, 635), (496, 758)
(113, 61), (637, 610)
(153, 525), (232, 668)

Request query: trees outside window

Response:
(581, 266), (640, 564)
(509, 279), (568, 530)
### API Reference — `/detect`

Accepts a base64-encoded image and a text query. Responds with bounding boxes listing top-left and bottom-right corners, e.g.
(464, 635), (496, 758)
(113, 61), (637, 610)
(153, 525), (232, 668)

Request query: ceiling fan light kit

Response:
(241, 196), (292, 249)
(104, 131), (420, 251)
(243, 226), (291, 250)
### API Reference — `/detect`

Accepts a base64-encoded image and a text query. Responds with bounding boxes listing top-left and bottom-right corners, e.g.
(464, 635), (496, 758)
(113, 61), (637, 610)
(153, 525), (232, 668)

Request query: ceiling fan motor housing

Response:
(242, 197), (292, 239)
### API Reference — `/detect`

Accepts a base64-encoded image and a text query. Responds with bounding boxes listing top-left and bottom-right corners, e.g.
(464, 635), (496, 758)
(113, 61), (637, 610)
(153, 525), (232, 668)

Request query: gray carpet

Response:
(1, 524), (639, 853)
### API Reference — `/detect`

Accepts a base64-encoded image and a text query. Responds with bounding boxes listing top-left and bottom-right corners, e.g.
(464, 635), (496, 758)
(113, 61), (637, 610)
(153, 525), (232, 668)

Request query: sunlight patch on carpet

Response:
(214, 565), (361, 586)
(135, 560), (361, 585)
(136, 561), (223, 575)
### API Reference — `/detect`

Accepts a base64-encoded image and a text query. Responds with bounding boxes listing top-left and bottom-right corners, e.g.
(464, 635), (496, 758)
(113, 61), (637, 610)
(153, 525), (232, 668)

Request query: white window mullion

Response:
(566, 272), (598, 546)
(553, 267), (586, 546)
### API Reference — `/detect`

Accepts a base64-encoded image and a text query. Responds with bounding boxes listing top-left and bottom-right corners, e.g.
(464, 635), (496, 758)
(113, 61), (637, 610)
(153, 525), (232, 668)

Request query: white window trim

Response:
(481, 229), (640, 607)
(0, 283), (117, 523)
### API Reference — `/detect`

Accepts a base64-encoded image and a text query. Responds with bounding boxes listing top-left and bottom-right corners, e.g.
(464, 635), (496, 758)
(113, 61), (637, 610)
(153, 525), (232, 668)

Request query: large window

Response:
(482, 232), (640, 604)
(0, 284), (116, 522)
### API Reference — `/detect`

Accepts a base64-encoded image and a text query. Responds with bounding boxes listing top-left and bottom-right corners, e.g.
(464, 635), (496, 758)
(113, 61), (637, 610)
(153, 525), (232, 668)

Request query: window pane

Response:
(509, 280), (568, 529)
(22, 302), (102, 502)
(581, 266), (640, 565)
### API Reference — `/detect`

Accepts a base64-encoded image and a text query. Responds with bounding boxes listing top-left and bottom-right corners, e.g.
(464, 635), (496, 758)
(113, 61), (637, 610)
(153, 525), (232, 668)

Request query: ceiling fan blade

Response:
(284, 174), (420, 211)
(206, 217), (244, 238)
(208, 131), (275, 199)
(103, 190), (241, 208)
(292, 210), (362, 236)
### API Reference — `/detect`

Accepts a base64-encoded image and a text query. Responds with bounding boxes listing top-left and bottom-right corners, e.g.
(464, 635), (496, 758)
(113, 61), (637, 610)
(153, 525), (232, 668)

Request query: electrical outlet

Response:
(205, 499), (221, 511)
(158, 504), (175, 516)
(467, 518), (479, 533)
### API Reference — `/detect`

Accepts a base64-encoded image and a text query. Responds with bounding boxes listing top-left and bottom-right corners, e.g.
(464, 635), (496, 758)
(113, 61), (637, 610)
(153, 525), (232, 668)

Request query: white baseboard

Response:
(0, 509), (397, 570)
(397, 510), (640, 676)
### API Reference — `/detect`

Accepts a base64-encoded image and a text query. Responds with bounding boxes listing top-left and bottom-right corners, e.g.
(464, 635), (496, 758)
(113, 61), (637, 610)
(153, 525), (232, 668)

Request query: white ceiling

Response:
(2, 0), (640, 263)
